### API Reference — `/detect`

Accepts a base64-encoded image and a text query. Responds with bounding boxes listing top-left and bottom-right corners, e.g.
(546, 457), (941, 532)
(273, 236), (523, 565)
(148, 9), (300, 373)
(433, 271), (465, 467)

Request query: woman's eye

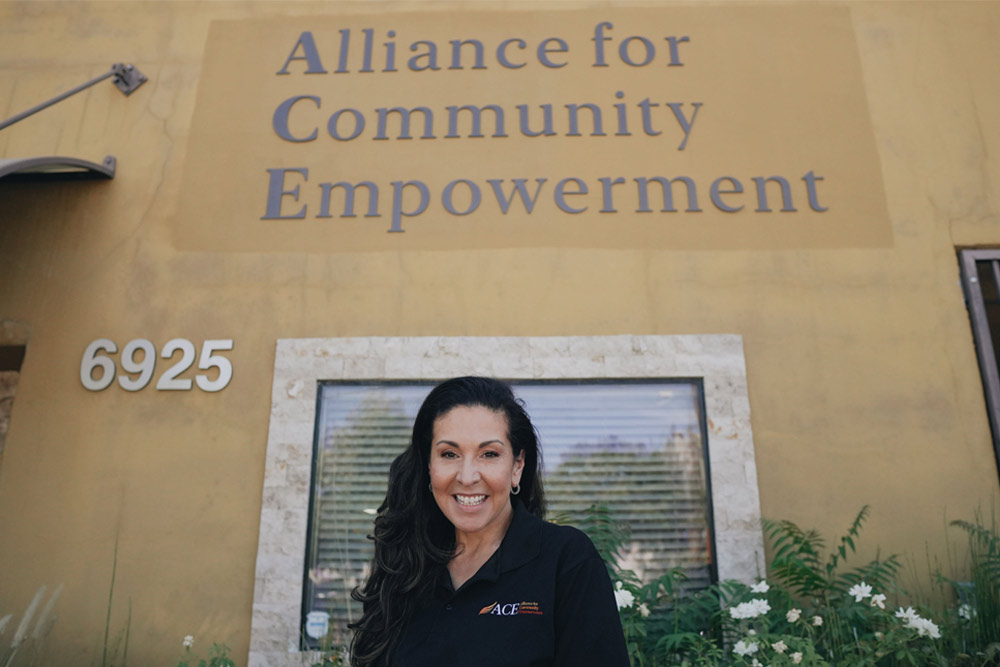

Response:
(440, 450), (458, 459)
(483, 451), (500, 458)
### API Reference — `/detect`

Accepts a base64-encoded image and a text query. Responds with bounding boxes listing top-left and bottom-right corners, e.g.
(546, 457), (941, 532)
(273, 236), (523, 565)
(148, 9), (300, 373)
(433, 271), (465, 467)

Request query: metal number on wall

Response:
(80, 338), (234, 392)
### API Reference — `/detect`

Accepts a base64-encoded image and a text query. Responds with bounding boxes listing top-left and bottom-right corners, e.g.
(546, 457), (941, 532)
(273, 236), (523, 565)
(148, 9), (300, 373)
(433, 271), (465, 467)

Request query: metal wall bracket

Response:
(111, 63), (147, 96)
(0, 63), (147, 132)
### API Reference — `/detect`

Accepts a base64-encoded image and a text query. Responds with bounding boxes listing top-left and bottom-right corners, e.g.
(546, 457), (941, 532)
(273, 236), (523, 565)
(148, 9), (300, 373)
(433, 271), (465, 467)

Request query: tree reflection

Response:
(305, 391), (411, 646)
(544, 428), (711, 593)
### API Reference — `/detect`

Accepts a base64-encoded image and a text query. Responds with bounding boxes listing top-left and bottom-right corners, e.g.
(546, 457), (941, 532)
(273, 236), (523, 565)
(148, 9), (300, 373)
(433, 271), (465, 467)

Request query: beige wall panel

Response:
(1, 1), (999, 664)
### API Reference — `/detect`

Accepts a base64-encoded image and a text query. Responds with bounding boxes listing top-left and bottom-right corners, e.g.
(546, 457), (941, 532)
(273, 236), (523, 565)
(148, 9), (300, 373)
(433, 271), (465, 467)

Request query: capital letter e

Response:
(262, 168), (309, 219)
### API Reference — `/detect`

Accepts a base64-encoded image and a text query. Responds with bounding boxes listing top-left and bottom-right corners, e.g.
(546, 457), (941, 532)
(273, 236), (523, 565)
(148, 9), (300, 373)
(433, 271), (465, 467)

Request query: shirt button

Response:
(444, 603), (454, 611)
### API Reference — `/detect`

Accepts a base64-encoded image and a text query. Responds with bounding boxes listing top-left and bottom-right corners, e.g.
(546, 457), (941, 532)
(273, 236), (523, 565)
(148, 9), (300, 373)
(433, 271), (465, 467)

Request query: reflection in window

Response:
(303, 380), (713, 646)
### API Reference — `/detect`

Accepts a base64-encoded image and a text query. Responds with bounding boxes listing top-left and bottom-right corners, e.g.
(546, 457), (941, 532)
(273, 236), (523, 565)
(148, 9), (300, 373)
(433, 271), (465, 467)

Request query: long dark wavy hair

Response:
(349, 377), (546, 666)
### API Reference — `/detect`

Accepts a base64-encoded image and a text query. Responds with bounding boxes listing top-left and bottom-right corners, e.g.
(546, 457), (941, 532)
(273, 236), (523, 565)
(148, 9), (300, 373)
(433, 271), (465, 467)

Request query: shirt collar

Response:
(495, 498), (542, 576)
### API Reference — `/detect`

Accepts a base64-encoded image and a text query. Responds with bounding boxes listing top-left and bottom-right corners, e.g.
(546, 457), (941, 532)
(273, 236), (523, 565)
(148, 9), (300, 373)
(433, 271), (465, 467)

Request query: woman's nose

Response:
(457, 458), (480, 484)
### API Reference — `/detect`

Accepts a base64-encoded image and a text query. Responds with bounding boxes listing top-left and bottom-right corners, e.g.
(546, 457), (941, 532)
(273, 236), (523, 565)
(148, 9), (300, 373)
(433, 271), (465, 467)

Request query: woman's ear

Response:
(512, 450), (525, 485)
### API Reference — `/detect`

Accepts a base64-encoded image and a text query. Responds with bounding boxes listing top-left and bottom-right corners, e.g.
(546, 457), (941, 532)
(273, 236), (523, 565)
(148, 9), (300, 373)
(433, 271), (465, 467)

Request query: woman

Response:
(350, 376), (629, 667)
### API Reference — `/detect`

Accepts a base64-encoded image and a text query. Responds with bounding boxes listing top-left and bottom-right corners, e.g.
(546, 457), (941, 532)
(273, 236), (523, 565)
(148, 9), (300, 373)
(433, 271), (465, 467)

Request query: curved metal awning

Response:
(0, 155), (116, 182)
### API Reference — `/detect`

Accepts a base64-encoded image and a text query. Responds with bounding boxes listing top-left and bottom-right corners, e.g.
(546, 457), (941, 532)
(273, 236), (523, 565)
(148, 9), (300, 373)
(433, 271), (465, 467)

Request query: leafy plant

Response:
(575, 503), (995, 667)
(176, 638), (236, 667)
(761, 505), (910, 663)
(942, 508), (1000, 665)
(764, 505), (903, 600)
(572, 503), (734, 665)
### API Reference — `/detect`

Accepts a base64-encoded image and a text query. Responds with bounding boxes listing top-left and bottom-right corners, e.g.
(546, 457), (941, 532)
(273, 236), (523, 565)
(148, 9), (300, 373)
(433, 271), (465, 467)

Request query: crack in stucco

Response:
(85, 66), (173, 280)
(135, 68), (174, 235)
(967, 85), (996, 220)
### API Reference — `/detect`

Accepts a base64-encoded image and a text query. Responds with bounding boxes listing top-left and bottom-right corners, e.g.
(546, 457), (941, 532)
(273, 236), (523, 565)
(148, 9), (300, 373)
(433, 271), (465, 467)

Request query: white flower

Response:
(792, 652), (803, 664)
(747, 628), (756, 636)
(614, 581), (635, 610)
(874, 631), (884, 640)
(729, 598), (771, 619)
(786, 608), (802, 623)
(182, 635), (194, 648)
(751, 659), (762, 667)
(812, 615), (823, 626)
(894, 607), (940, 638)
(732, 640), (759, 656)
(919, 620), (937, 638)
(870, 593), (886, 609)
(750, 580), (770, 593)
(638, 603), (650, 618)
(848, 581), (873, 602)
(772, 640), (788, 654)
(911, 616), (941, 638)
(958, 603), (973, 620)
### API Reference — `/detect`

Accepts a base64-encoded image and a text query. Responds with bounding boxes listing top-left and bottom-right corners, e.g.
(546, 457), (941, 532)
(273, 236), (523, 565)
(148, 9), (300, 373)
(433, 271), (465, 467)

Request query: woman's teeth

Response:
(455, 494), (486, 506)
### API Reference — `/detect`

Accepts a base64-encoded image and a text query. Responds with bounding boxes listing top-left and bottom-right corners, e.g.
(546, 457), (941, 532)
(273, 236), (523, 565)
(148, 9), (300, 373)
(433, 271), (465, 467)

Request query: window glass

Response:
(0, 345), (26, 471)
(304, 380), (712, 646)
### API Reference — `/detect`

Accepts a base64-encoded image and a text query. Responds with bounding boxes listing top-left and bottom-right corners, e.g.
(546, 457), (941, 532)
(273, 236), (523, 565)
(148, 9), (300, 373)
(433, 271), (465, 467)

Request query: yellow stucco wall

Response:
(1, 1), (999, 662)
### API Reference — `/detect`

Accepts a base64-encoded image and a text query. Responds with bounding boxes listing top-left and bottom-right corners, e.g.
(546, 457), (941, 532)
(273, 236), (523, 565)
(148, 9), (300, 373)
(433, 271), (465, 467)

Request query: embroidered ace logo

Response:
(478, 601), (543, 616)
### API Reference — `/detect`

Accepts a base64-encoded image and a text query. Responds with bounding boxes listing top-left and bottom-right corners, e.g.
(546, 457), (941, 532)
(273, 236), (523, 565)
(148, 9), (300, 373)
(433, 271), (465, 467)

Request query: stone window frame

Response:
(249, 335), (763, 667)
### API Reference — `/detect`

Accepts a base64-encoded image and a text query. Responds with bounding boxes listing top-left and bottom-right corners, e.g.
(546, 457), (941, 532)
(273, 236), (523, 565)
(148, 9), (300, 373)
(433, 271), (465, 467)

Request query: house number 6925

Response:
(80, 338), (234, 392)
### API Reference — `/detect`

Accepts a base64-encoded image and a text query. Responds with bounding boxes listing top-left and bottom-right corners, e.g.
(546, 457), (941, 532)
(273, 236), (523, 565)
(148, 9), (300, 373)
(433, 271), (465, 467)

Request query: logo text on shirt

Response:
(478, 601), (543, 616)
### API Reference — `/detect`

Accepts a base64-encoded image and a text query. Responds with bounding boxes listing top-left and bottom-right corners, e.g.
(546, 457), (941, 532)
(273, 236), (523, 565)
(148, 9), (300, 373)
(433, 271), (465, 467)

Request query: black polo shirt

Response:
(392, 500), (630, 667)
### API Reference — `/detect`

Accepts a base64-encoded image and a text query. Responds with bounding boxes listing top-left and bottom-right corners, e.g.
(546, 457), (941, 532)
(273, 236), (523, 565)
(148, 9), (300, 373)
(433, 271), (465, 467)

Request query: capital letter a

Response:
(277, 31), (328, 74)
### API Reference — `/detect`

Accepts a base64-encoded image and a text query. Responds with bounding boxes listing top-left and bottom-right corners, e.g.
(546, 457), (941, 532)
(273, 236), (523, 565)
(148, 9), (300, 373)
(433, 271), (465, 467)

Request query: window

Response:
(250, 336), (762, 667)
(0, 345), (26, 471)
(958, 249), (1000, 476)
(303, 380), (714, 647)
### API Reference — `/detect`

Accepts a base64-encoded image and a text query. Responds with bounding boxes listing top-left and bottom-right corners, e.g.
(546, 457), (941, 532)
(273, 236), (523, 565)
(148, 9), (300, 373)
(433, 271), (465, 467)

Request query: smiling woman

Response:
(348, 377), (629, 667)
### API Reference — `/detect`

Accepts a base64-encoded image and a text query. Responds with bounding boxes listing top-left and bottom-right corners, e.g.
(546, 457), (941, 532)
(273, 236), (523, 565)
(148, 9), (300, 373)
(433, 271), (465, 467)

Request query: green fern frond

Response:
(826, 505), (871, 575)
(952, 519), (1000, 555)
(763, 517), (827, 560)
(574, 503), (630, 566)
(770, 556), (829, 597)
(646, 567), (688, 601)
(763, 516), (838, 596)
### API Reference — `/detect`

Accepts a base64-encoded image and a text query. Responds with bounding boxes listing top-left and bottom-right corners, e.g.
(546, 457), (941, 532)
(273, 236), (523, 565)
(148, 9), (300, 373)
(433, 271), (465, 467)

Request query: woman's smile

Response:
(454, 494), (487, 507)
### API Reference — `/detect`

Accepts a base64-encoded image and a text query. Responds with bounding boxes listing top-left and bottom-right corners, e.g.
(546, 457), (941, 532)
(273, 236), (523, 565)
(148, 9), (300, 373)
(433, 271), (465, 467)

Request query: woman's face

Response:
(429, 405), (525, 542)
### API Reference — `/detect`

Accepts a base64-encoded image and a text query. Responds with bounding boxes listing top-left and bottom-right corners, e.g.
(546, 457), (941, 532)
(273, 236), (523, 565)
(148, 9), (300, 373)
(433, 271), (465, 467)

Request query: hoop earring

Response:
(511, 483), (520, 496)
(428, 480), (433, 492)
